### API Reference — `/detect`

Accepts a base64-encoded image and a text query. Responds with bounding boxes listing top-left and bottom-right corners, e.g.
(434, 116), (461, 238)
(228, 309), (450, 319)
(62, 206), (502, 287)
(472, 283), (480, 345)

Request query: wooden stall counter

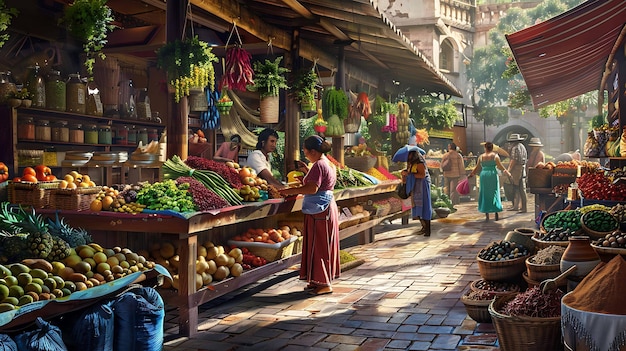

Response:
(36, 180), (406, 337)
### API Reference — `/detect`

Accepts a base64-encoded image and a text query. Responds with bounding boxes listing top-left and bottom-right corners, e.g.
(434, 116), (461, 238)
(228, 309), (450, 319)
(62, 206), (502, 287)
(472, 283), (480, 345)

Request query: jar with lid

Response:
(148, 128), (159, 142)
(85, 124), (99, 144)
(138, 128), (148, 146)
(85, 81), (103, 116)
(98, 125), (112, 145)
(69, 124), (84, 143)
(136, 88), (152, 120)
(52, 120), (69, 142)
(35, 120), (51, 141)
(115, 125), (129, 145)
(66, 73), (86, 113)
(45, 70), (66, 111)
(18, 117), (36, 140)
(128, 125), (137, 145)
(25, 65), (46, 108)
(0, 71), (17, 105)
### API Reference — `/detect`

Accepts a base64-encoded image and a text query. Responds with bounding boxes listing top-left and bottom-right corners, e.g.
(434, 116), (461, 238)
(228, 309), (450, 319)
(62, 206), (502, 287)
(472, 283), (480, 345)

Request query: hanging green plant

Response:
(291, 68), (318, 105)
(322, 88), (349, 120)
(62, 0), (116, 78)
(412, 95), (459, 130)
(0, 0), (18, 49)
(248, 56), (290, 98)
(156, 35), (217, 102)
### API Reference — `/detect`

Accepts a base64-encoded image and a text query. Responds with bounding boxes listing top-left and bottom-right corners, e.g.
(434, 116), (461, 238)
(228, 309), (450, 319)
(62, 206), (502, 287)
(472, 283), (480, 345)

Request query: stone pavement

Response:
(163, 197), (539, 351)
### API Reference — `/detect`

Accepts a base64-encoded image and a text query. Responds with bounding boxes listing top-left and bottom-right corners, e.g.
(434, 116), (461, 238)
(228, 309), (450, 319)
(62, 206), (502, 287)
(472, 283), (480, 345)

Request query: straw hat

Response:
(507, 133), (525, 142)
(528, 137), (543, 147)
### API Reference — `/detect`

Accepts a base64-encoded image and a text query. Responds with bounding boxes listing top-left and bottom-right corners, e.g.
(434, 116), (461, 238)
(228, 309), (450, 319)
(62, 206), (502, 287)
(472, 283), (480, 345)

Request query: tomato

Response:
(21, 174), (38, 183)
(12, 177), (21, 182)
(23, 167), (36, 177)
(45, 175), (57, 181)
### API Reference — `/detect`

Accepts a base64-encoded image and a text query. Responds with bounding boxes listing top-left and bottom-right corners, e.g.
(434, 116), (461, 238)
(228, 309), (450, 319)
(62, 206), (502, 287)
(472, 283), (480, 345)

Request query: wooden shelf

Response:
(19, 107), (164, 128)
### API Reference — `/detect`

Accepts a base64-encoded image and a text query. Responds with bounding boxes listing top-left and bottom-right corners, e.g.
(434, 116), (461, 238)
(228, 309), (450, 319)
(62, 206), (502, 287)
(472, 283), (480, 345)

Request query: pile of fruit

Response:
(90, 185), (146, 214)
(577, 171), (626, 201)
(541, 210), (582, 232)
(12, 165), (58, 183)
(58, 170), (97, 189)
(536, 227), (578, 242)
(229, 226), (298, 244)
(478, 241), (529, 261)
(581, 210), (619, 233)
(149, 240), (268, 290)
(0, 203), (156, 311)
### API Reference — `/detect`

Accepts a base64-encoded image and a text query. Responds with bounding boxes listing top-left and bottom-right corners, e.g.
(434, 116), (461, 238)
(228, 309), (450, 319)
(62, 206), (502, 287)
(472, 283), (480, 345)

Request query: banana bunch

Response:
(395, 102), (410, 143)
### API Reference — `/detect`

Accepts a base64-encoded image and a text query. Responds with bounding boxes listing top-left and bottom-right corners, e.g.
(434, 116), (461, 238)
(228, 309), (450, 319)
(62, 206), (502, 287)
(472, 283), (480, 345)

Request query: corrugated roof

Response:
(506, 0), (626, 109)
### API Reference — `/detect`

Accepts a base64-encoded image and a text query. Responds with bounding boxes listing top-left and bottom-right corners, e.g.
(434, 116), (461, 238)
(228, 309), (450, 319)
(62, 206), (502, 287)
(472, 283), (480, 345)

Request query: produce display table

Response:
(37, 180), (404, 337)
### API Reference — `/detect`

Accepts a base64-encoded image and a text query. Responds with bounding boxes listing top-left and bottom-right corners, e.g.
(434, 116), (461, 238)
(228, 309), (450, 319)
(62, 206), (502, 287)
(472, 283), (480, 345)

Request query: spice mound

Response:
(501, 286), (563, 318)
(529, 245), (565, 265)
(562, 255), (626, 315)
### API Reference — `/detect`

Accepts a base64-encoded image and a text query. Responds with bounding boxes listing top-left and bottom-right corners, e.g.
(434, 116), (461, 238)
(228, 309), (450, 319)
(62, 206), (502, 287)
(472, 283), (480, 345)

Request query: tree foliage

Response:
(467, 0), (586, 125)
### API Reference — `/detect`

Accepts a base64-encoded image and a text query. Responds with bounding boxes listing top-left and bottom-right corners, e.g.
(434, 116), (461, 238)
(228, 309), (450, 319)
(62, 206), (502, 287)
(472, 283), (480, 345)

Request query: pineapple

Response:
(0, 232), (30, 263)
(15, 208), (54, 259)
(47, 213), (92, 248)
(49, 236), (72, 261)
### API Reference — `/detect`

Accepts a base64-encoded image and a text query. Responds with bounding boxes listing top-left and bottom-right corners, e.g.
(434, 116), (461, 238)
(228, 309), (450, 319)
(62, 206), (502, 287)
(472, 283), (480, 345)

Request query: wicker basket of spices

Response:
(489, 292), (563, 351)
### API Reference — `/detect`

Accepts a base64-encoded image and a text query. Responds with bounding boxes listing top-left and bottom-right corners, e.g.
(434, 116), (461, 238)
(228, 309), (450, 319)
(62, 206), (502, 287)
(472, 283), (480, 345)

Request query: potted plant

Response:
(249, 56), (289, 123)
(62, 0), (116, 78)
(16, 88), (32, 108)
(156, 36), (217, 103)
(292, 68), (318, 112)
(0, 0), (18, 49)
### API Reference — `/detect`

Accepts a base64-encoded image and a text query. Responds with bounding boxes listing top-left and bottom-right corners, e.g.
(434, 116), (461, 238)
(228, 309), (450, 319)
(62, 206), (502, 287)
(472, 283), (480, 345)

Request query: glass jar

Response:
(115, 125), (129, 145)
(136, 88), (152, 120)
(128, 125), (137, 145)
(52, 120), (69, 142)
(66, 73), (86, 113)
(148, 128), (159, 142)
(0, 71), (17, 105)
(137, 128), (148, 146)
(85, 81), (103, 116)
(69, 124), (84, 143)
(98, 125), (112, 145)
(85, 124), (99, 144)
(35, 120), (51, 141)
(18, 117), (36, 140)
(25, 65), (46, 108)
(45, 70), (66, 111)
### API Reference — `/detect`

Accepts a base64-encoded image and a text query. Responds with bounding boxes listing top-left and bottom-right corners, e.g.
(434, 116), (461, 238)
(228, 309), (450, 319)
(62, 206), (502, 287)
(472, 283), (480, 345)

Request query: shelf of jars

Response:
(18, 107), (164, 128)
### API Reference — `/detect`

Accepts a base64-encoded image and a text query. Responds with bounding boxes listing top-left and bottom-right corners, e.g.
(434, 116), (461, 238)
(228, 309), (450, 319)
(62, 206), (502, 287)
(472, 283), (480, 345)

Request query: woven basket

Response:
(0, 181), (7, 203)
(260, 95), (279, 123)
(470, 279), (520, 296)
(461, 294), (493, 323)
(531, 236), (570, 251)
(344, 156), (377, 172)
(489, 294), (563, 351)
(476, 254), (529, 282)
(525, 255), (561, 281)
(9, 181), (61, 208)
(292, 236), (304, 255)
(580, 210), (619, 240)
(540, 210), (582, 233)
(49, 186), (102, 211)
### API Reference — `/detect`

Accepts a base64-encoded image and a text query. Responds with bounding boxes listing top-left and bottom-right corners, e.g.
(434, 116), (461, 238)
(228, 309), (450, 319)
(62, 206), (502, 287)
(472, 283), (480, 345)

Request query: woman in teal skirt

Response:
(468, 142), (511, 221)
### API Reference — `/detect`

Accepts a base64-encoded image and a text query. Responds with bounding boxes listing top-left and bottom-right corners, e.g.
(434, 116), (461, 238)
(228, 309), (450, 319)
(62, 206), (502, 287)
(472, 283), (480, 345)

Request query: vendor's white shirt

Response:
(245, 149), (271, 175)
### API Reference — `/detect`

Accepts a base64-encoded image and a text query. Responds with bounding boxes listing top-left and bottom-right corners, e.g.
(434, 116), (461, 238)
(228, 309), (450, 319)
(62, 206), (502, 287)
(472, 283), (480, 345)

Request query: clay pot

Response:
(560, 236), (601, 290)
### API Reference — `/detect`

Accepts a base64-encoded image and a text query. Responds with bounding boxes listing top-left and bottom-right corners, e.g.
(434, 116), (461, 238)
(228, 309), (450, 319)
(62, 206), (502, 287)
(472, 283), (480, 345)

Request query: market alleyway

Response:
(163, 196), (540, 351)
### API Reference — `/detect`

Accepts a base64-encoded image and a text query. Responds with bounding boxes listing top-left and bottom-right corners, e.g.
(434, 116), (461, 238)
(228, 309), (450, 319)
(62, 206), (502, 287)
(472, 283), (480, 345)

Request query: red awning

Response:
(506, 0), (626, 109)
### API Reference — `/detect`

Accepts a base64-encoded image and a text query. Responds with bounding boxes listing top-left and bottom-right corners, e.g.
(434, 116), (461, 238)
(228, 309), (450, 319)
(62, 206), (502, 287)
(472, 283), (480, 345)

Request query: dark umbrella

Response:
(392, 145), (426, 162)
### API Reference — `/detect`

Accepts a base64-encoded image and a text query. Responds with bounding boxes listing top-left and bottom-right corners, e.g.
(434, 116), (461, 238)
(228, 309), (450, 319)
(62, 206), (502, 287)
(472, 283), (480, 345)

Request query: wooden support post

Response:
(285, 29), (301, 173)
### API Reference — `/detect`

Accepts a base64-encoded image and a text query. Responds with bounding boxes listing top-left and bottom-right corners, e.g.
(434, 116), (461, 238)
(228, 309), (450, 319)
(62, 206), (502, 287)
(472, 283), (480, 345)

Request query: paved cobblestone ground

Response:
(163, 197), (539, 351)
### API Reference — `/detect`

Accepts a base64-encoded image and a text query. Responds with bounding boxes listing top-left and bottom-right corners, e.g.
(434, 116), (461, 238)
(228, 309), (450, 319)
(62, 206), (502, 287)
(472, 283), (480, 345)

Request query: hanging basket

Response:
(300, 97), (316, 112)
(189, 91), (208, 112)
(260, 95), (279, 124)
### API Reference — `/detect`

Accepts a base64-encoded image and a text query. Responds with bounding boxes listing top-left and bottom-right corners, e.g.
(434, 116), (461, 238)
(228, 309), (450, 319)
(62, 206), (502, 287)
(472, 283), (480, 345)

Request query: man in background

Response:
(507, 133), (528, 213)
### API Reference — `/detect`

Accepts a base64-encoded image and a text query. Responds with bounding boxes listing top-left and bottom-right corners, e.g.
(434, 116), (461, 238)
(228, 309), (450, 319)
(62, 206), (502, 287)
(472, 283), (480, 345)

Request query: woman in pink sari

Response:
(280, 135), (340, 295)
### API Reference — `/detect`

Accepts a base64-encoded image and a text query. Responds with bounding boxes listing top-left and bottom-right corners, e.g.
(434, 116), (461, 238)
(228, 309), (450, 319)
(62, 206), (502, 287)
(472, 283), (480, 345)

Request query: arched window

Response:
(440, 39), (454, 72)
